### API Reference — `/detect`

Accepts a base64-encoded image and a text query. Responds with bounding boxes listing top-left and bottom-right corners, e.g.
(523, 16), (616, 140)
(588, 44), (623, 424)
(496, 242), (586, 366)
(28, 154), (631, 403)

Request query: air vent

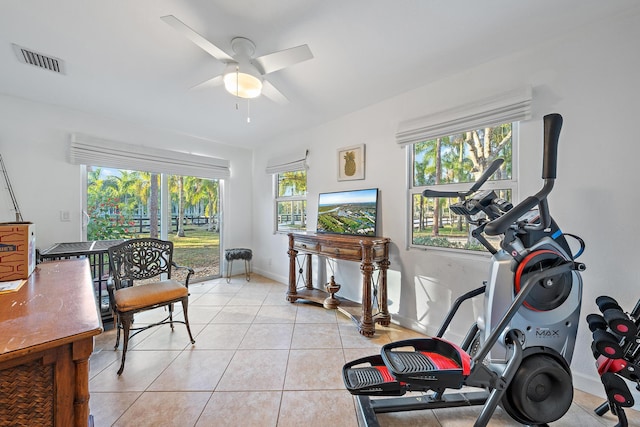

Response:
(12, 44), (65, 74)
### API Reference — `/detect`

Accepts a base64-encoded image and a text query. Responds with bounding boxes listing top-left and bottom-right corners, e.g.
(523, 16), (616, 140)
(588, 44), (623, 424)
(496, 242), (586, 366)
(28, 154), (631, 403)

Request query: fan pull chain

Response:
(247, 99), (251, 123)
(235, 66), (240, 110)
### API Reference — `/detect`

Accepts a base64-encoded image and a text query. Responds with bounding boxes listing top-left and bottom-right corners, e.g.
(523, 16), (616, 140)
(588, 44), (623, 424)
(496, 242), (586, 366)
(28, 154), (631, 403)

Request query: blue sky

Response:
(318, 188), (377, 206)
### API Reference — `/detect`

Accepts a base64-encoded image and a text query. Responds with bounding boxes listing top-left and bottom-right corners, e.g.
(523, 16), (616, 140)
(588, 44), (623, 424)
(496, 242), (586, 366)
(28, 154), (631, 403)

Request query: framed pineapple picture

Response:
(337, 144), (365, 181)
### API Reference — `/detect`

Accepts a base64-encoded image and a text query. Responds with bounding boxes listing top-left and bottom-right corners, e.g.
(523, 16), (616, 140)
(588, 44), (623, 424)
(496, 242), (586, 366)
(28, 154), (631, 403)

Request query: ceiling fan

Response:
(161, 15), (313, 105)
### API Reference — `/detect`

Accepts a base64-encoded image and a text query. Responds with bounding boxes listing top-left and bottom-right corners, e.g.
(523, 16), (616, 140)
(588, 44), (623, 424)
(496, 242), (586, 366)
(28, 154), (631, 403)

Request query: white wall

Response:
(252, 10), (640, 395)
(0, 95), (254, 252)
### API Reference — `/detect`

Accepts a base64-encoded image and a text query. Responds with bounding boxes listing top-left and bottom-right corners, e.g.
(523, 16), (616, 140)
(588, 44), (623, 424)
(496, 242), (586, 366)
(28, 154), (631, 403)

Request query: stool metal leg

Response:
(226, 259), (233, 283)
(245, 259), (251, 281)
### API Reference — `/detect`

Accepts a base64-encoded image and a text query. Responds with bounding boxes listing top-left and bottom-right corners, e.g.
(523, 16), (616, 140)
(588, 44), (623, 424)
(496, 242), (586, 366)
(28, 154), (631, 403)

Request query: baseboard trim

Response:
(252, 267), (287, 285)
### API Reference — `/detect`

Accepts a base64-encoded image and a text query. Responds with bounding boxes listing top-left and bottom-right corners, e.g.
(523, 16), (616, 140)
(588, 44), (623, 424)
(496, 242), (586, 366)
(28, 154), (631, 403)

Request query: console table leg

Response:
(359, 241), (375, 336)
(287, 234), (299, 302)
(376, 259), (391, 326)
(305, 253), (313, 290)
(359, 273), (374, 336)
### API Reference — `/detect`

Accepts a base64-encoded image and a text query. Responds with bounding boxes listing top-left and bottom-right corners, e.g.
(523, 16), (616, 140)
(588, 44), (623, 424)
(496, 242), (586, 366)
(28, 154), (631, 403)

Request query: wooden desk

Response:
(0, 259), (102, 427)
(39, 240), (125, 324)
(287, 232), (391, 336)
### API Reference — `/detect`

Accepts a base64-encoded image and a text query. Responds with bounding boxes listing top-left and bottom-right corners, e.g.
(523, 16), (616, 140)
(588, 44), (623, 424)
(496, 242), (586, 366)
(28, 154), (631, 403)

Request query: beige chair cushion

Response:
(114, 280), (188, 312)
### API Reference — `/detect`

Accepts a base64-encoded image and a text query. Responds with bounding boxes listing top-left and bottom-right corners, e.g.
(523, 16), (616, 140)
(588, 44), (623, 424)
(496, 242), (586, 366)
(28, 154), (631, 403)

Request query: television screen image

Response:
(317, 188), (378, 236)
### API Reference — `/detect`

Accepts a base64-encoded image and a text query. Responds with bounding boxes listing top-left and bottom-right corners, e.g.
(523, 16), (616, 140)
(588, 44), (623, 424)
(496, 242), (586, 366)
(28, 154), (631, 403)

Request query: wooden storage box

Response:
(0, 222), (36, 281)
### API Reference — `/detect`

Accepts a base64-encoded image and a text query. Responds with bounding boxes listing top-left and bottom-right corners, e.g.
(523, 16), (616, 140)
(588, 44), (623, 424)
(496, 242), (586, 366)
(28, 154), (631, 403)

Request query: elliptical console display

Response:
(342, 114), (586, 427)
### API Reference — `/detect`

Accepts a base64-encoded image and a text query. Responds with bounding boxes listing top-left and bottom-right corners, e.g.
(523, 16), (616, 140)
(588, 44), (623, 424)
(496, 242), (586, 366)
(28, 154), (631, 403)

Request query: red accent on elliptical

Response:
(374, 366), (395, 383)
(422, 352), (460, 370)
(431, 337), (472, 376)
(514, 249), (565, 311)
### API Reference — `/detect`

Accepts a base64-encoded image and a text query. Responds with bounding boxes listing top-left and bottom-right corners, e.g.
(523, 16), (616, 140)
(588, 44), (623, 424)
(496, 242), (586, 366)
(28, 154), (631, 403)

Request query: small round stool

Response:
(224, 248), (252, 283)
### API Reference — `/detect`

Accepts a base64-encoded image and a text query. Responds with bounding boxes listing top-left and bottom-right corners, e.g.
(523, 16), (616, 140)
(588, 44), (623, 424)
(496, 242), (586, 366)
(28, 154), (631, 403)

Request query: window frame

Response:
(274, 169), (307, 234)
(407, 122), (519, 253)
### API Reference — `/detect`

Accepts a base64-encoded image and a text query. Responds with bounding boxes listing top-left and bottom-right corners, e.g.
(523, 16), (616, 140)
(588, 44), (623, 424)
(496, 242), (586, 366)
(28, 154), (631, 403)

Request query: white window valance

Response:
(69, 133), (230, 179)
(396, 87), (532, 146)
(265, 149), (308, 174)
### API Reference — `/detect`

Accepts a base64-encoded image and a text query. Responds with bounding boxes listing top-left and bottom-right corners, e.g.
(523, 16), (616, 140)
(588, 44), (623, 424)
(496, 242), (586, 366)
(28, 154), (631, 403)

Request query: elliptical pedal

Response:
(343, 354), (406, 396)
(381, 338), (471, 389)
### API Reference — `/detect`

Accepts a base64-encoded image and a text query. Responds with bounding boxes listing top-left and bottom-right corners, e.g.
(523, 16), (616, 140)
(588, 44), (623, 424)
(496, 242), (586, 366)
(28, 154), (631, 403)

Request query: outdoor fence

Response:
(130, 215), (218, 233)
(277, 214), (304, 223)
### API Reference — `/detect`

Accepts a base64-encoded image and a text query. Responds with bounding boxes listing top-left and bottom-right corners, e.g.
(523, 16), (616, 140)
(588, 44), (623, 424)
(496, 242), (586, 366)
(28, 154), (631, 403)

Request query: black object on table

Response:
(39, 240), (125, 324)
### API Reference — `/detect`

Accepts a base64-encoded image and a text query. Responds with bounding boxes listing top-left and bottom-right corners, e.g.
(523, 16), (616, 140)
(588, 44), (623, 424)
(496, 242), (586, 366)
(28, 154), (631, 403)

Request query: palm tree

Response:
(175, 176), (185, 237)
(413, 141), (436, 231)
(433, 137), (442, 236)
(86, 168), (133, 240)
(87, 167), (105, 210)
(135, 172), (159, 238)
(149, 174), (159, 238)
(114, 170), (140, 215)
(185, 177), (219, 231)
(278, 171), (306, 196)
(464, 124), (512, 180)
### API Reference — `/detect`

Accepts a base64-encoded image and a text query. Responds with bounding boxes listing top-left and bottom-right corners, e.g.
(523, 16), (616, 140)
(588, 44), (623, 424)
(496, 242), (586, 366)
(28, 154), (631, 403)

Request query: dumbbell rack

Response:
(587, 296), (640, 427)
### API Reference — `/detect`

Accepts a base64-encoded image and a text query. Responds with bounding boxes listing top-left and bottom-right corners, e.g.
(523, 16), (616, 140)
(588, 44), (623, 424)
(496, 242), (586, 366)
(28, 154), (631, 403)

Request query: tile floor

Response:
(88, 274), (639, 426)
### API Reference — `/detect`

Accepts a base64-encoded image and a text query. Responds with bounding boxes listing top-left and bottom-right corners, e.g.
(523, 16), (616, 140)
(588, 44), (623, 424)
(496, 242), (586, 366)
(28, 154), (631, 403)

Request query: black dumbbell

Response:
(592, 329), (624, 359)
(603, 308), (638, 338)
(591, 341), (602, 359)
(587, 313), (607, 332)
(601, 372), (634, 408)
(597, 296), (622, 313)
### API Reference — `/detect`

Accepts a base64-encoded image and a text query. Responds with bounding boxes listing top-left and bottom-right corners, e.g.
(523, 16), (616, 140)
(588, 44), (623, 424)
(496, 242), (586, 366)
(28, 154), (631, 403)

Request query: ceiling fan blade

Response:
(161, 15), (233, 62)
(261, 80), (289, 105)
(190, 75), (223, 90)
(254, 44), (313, 74)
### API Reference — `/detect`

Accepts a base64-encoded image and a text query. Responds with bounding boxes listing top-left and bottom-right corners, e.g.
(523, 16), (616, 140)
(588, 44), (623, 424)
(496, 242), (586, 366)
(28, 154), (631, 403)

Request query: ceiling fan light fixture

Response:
(223, 64), (262, 99)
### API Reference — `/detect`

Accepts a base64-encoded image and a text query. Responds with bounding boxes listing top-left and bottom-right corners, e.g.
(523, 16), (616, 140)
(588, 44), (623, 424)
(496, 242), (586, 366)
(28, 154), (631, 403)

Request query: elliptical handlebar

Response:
(484, 113), (563, 236)
(483, 195), (540, 236)
(422, 158), (505, 199)
(470, 158), (505, 193)
(543, 113), (563, 180)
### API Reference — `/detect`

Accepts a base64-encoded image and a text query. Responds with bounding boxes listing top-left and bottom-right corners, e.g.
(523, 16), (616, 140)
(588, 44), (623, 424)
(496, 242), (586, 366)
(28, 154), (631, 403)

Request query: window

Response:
(275, 170), (307, 233)
(409, 122), (517, 251)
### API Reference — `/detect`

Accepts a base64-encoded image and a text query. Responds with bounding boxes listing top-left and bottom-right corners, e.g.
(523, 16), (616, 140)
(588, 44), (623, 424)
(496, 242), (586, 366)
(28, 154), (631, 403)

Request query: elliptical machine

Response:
(342, 114), (586, 426)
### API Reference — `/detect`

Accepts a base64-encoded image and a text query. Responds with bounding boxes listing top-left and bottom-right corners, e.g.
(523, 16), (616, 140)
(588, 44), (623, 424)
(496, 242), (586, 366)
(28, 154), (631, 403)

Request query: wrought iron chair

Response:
(107, 238), (196, 375)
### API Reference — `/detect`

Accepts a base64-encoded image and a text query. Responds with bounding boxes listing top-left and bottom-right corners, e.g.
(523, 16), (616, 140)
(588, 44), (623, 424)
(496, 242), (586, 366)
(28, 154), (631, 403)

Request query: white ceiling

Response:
(1, 0), (638, 149)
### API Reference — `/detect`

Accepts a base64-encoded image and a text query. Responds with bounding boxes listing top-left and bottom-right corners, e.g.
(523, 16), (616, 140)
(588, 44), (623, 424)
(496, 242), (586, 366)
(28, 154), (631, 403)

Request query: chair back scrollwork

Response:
(109, 238), (174, 289)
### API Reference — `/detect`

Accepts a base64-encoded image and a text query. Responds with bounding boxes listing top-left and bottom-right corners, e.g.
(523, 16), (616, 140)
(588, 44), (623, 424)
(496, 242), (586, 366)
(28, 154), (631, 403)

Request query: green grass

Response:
(133, 225), (220, 280)
(170, 226), (220, 276)
(413, 225), (497, 251)
(168, 226), (219, 248)
(413, 225), (468, 238)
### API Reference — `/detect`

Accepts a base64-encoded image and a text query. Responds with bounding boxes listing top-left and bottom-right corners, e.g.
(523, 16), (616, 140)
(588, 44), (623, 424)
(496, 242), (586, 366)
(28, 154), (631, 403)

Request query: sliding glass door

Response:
(84, 166), (221, 281)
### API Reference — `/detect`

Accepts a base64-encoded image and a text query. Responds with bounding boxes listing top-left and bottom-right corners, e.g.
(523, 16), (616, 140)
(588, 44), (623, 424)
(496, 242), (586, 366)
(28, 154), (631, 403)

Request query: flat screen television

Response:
(317, 188), (378, 236)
